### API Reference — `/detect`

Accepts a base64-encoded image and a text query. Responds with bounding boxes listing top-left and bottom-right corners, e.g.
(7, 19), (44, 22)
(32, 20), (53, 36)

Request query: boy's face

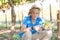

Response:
(31, 9), (40, 20)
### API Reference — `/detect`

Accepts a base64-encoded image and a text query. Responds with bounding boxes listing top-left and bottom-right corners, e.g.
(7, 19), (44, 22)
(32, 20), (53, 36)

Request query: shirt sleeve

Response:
(39, 18), (45, 27)
(22, 17), (28, 26)
(39, 19), (44, 25)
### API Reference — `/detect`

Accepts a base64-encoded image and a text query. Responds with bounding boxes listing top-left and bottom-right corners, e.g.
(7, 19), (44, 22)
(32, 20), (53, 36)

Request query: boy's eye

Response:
(36, 13), (39, 14)
(35, 13), (39, 14)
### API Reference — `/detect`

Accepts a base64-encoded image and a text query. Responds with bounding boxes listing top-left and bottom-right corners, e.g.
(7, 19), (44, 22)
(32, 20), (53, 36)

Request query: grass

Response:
(0, 33), (20, 40)
(0, 32), (58, 40)
(0, 21), (58, 40)
(0, 23), (21, 30)
(0, 33), (10, 37)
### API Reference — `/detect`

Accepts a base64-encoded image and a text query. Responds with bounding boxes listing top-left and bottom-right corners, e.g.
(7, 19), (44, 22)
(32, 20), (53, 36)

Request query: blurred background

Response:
(0, 0), (60, 40)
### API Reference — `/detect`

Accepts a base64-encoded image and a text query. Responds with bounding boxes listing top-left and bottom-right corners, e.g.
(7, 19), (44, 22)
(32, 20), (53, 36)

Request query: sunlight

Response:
(0, 1), (2, 5)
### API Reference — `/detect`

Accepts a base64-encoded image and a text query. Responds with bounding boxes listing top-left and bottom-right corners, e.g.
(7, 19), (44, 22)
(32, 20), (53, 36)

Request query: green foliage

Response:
(16, 0), (20, 4)
(52, 26), (57, 31)
(13, 33), (20, 40)
(26, 0), (31, 1)
(0, 24), (10, 29)
(0, 0), (8, 3)
(13, 0), (20, 4)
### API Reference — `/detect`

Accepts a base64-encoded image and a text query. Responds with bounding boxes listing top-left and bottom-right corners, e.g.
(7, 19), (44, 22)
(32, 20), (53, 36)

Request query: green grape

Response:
(44, 22), (51, 26)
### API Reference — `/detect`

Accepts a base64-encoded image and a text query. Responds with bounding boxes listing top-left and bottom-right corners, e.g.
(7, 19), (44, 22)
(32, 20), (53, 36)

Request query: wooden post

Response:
(57, 10), (60, 32)
(56, 0), (60, 40)
(57, 0), (60, 38)
(57, 10), (60, 39)
(57, 10), (60, 31)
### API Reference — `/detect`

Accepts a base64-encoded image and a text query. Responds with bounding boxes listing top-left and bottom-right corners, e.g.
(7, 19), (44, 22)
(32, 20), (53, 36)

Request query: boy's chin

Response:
(34, 18), (37, 20)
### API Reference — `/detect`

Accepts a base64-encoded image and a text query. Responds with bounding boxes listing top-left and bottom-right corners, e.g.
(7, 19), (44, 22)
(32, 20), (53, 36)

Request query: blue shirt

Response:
(19, 16), (44, 38)
(22, 16), (44, 27)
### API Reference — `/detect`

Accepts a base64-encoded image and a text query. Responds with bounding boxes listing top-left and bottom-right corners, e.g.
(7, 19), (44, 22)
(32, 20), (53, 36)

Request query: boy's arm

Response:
(20, 24), (26, 32)
(21, 24), (32, 32)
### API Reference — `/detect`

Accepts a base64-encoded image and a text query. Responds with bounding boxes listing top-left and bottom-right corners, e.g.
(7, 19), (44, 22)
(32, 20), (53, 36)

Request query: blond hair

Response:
(28, 5), (41, 15)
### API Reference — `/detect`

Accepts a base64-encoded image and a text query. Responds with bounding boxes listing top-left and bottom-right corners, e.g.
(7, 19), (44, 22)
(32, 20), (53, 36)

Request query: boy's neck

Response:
(32, 19), (36, 24)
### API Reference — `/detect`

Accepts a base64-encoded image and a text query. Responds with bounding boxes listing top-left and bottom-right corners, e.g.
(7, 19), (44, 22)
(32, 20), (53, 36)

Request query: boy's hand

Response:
(26, 27), (32, 31)
(44, 26), (51, 30)
(21, 27), (26, 32)
(37, 27), (42, 32)
(21, 27), (31, 32)
(21, 24), (32, 32)
(44, 22), (51, 30)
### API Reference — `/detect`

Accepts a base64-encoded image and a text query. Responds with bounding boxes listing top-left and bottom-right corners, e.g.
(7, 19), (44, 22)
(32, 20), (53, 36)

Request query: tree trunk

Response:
(49, 4), (52, 21)
(30, 0), (35, 2)
(8, 0), (16, 40)
(20, 0), (26, 4)
(8, 0), (16, 29)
